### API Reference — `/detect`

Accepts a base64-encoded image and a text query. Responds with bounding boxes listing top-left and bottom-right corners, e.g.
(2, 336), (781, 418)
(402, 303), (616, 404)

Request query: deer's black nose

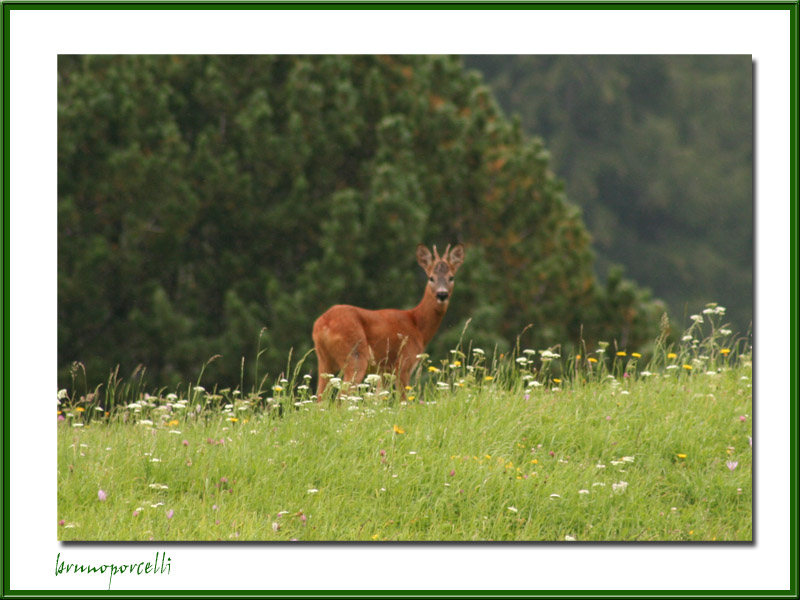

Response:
(436, 291), (450, 302)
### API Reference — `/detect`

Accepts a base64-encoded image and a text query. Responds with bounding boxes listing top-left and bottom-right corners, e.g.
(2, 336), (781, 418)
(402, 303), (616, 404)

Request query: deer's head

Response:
(416, 243), (465, 309)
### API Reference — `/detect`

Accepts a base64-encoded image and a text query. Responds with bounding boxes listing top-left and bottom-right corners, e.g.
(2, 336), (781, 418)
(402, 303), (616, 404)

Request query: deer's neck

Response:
(410, 289), (447, 347)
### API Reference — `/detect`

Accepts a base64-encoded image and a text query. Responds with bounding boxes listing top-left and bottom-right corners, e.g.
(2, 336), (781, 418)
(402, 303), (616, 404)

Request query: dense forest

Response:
(464, 56), (753, 336)
(58, 55), (750, 390)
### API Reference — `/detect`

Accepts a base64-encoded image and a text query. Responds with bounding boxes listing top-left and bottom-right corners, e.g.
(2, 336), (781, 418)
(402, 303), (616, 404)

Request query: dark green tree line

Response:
(463, 55), (753, 334)
(58, 55), (664, 390)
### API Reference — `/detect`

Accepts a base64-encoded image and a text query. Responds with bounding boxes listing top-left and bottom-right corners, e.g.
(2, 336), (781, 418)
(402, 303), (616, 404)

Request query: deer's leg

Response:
(395, 347), (421, 402)
(342, 340), (369, 390)
(315, 349), (333, 399)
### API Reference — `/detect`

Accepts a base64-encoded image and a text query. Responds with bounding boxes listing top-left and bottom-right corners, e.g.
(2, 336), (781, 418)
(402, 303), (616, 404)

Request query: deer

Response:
(312, 243), (465, 401)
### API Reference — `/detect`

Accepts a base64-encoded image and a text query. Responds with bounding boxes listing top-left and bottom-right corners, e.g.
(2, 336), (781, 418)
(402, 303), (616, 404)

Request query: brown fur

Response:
(312, 243), (465, 399)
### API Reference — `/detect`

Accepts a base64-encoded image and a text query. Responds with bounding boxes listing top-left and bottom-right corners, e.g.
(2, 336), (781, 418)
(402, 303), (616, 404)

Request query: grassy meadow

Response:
(57, 308), (752, 541)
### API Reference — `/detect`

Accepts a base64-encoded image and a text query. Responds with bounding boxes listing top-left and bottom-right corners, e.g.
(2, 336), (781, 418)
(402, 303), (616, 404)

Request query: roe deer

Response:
(312, 243), (465, 400)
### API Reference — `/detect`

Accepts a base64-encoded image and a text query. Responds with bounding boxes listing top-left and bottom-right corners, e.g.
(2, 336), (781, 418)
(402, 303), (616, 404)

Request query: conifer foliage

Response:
(58, 55), (662, 388)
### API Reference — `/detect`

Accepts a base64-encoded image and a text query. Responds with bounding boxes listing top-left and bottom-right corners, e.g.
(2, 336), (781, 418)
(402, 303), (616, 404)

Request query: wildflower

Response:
(682, 365), (693, 370)
(677, 453), (687, 459)
(308, 488), (319, 494)
(726, 461), (738, 471)
(182, 439), (189, 446)
(393, 425), (405, 434)
(667, 353), (677, 360)
(588, 357), (598, 364)
(682, 335), (694, 342)
(540, 350), (560, 360)
(689, 314), (704, 323)
(616, 351), (626, 357)
(472, 348), (484, 355)
(272, 385), (283, 392)
(272, 522), (280, 532)
(531, 459), (538, 464)
(507, 506), (518, 513)
(621, 456), (635, 463)
(484, 375), (494, 381)
(549, 494), (561, 499)
(75, 407), (85, 413)
(167, 509), (174, 520)
(515, 357), (527, 365)
(748, 436), (752, 447)
(227, 417), (239, 423)
(612, 481), (628, 493)
(98, 490), (107, 501)
(552, 378), (561, 384)
(578, 489), (590, 495)
(740, 415), (747, 422)
(193, 386), (206, 393)
(564, 535), (576, 541)
(451, 361), (462, 368)
(720, 348), (731, 355)
(575, 354), (581, 360)
(57, 389), (68, 401)
(631, 353), (642, 359)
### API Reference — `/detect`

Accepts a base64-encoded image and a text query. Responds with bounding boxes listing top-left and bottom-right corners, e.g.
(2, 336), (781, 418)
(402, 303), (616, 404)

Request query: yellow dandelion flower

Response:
(371, 534), (379, 540)
(227, 417), (238, 423)
(667, 353), (678, 360)
(531, 459), (538, 464)
(683, 364), (693, 370)
(553, 378), (561, 384)
(588, 357), (598, 364)
(408, 396), (416, 401)
(57, 411), (62, 415)
(632, 352), (642, 358)
(404, 385), (413, 391)
(576, 354), (582, 360)
(75, 407), (85, 412)
(677, 453), (687, 459)
(485, 454), (491, 459)
(393, 424), (405, 435)
(689, 530), (694, 535)
(167, 419), (179, 427)
(484, 376), (494, 381)
(720, 348), (731, 355)
(428, 366), (440, 373)
(616, 351), (627, 357)
(453, 360), (462, 367)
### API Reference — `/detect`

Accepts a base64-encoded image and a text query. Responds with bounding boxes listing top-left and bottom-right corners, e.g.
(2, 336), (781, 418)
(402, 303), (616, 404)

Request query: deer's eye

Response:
(429, 277), (435, 283)
(449, 276), (454, 282)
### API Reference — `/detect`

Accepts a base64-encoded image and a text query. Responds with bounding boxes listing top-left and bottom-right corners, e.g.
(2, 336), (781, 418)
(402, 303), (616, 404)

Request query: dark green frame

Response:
(1, 1), (796, 597)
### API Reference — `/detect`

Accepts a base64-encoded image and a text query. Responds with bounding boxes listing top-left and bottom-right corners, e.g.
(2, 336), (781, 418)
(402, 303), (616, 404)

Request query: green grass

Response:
(57, 310), (752, 541)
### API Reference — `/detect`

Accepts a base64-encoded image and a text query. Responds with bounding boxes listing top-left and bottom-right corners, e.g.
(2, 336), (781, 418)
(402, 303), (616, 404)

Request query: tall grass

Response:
(57, 305), (752, 541)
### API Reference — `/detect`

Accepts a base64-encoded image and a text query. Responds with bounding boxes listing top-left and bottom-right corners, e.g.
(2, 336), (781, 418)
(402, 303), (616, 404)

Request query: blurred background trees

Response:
(464, 55), (753, 336)
(58, 55), (750, 390)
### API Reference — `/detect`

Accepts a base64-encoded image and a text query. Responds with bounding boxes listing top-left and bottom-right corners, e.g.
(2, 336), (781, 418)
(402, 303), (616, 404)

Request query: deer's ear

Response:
(416, 244), (434, 271)
(448, 244), (465, 273)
